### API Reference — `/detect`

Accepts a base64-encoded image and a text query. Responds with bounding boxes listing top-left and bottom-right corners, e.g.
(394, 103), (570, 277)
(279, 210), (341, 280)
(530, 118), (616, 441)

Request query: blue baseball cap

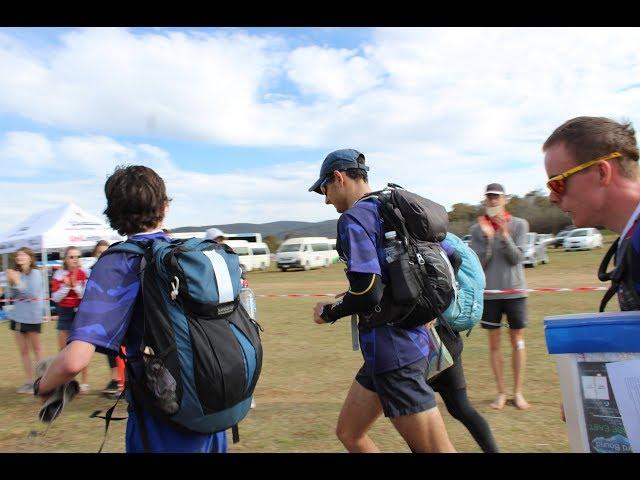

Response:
(308, 149), (369, 194)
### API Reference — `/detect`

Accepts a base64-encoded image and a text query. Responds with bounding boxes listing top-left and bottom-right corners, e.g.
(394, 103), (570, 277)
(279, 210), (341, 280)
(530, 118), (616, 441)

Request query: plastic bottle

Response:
(239, 286), (257, 320)
(384, 231), (404, 264)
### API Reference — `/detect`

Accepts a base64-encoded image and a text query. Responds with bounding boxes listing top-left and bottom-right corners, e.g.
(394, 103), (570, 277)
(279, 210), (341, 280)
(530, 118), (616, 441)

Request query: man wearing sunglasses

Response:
(470, 184), (530, 411)
(309, 149), (455, 453)
(544, 116), (640, 310)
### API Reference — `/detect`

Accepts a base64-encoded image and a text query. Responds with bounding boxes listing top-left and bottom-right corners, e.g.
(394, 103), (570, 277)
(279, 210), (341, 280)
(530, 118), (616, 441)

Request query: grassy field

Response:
(0, 238), (618, 453)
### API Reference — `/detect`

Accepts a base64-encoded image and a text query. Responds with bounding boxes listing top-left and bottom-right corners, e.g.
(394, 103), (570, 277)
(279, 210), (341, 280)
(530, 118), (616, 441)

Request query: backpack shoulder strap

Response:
(357, 187), (406, 237)
(376, 192), (413, 243)
(598, 236), (640, 312)
(599, 285), (619, 313)
(598, 237), (619, 282)
(105, 239), (147, 256)
(170, 237), (208, 251)
(598, 238), (620, 312)
(360, 183), (401, 203)
(101, 240), (150, 296)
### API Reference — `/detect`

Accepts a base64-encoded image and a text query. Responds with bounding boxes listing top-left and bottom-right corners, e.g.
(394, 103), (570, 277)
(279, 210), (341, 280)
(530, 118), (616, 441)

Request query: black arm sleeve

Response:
(321, 272), (384, 323)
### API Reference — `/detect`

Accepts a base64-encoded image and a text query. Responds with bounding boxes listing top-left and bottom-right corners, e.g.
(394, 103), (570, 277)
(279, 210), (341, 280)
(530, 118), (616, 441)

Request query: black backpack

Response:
(359, 184), (456, 329)
(598, 236), (640, 311)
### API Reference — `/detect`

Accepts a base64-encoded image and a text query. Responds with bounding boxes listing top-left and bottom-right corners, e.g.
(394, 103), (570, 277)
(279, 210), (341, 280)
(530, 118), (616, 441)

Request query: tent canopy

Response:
(0, 202), (124, 254)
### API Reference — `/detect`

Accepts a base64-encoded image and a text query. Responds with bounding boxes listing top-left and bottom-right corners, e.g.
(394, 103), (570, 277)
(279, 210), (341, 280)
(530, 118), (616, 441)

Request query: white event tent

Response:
(0, 202), (124, 318)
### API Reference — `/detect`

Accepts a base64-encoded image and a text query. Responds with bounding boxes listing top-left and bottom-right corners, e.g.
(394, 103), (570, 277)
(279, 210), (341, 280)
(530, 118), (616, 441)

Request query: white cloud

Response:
(285, 45), (383, 101)
(56, 136), (174, 176)
(0, 28), (291, 144)
(0, 131), (339, 231)
(0, 132), (54, 176)
(2, 27), (640, 230)
(0, 130), (550, 232)
(0, 131), (177, 182)
(2, 27), (640, 152)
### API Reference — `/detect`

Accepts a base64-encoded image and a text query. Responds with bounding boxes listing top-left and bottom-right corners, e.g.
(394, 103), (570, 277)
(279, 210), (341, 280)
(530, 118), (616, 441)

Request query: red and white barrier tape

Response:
(0, 297), (49, 303)
(0, 286), (610, 303)
(483, 287), (608, 294)
(255, 293), (339, 298)
(255, 286), (610, 298)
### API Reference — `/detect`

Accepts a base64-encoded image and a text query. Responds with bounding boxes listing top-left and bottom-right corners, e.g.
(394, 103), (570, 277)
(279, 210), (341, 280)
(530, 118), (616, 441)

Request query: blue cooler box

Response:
(544, 311), (640, 453)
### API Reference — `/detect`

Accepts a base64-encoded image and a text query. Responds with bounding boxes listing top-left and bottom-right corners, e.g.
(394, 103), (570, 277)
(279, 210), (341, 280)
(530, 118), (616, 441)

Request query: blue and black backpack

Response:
(439, 232), (485, 335)
(93, 237), (263, 451)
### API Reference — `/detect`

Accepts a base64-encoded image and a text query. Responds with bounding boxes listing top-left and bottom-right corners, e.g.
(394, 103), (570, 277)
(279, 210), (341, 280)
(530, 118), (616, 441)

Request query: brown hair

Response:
(543, 116), (640, 180)
(15, 247), (37, 273)
(103, 165), (170, 236)
(345, 153), (368, 183)
(92, 240), (110, 257)
(344, 168), (368, 183)
(326, 154), (369, 186)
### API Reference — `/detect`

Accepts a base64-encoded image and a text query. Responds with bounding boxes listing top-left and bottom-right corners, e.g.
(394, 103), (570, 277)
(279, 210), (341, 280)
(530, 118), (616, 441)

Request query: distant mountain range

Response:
(172, 220), (339, 240)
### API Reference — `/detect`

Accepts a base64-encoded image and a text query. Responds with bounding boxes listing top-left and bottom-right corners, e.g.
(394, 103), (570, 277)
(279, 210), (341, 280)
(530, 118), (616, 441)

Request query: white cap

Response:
(205, 228), (224, 240)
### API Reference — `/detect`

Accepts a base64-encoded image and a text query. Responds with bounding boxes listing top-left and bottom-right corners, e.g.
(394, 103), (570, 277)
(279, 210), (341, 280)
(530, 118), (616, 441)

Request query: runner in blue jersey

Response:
(309, 149), (455, 453)
(34, 166), (226, 453)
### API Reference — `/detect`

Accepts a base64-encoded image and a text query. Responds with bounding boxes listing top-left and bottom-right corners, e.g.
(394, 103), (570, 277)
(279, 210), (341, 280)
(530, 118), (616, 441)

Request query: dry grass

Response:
(0, 238), (617, 452)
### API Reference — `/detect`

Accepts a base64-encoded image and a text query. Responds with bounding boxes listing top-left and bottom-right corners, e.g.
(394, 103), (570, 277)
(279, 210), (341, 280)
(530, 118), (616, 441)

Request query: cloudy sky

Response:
(1, 27), (640, 231)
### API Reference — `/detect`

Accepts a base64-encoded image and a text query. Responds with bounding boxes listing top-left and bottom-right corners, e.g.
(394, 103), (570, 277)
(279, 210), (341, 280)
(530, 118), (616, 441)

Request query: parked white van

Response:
(563, 228), (603, 251)
(224, 240), (271, 272)
(276, 237), (338, 271)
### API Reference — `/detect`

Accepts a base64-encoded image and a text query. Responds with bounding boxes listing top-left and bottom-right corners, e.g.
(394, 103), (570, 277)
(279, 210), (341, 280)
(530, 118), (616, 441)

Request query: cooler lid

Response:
(544, 311), (640, 354)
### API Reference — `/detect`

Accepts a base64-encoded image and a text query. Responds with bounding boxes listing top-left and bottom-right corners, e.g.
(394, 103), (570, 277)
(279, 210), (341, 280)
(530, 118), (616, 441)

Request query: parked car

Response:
(276, 237), (338, 271)
(537, 233), (555, 246)
(553, 230), (572, 248)
(563, 228), (603, 251)
(224, 240), (271, 271)
(522, 232), (549, 267)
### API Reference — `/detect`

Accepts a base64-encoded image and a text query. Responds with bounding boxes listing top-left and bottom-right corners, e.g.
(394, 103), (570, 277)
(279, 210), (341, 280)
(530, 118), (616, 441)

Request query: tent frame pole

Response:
(2, 254), (8, 319)
(41, 246), (51, 321)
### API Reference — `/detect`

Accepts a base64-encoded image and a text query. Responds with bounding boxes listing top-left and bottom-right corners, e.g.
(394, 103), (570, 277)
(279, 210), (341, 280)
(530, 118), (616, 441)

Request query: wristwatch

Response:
(320, 304), (334, 323)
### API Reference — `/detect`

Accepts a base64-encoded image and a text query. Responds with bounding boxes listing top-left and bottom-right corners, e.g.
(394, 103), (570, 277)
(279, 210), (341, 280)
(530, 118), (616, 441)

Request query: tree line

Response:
(260, 190), (574, 252)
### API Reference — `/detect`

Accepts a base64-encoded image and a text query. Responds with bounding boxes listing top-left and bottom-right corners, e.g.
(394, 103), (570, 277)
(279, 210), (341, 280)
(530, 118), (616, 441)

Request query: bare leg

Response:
(336, 380), (384, 452)
(80, 366), (89, 385)
(487, 328), (507, 409)
(26, 331), (44, 363)
(58, 329), (89, 389)
(390, 406), (456, 453)
(14, 332), (33, 382)
(510, 328), (529, 410)
(58, 330), (69, 351)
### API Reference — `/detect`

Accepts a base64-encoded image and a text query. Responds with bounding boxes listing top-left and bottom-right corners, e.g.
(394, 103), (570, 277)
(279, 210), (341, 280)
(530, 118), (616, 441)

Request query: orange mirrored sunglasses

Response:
(546, 151), (622, 195)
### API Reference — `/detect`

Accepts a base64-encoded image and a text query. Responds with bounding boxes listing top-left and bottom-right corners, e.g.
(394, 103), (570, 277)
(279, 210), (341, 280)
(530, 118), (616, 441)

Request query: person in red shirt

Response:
(51, 246), (89, 392)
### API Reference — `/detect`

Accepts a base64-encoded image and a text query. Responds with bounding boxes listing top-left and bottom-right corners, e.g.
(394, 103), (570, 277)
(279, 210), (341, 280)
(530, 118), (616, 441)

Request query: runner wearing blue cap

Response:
(310, 149), (455, 453)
